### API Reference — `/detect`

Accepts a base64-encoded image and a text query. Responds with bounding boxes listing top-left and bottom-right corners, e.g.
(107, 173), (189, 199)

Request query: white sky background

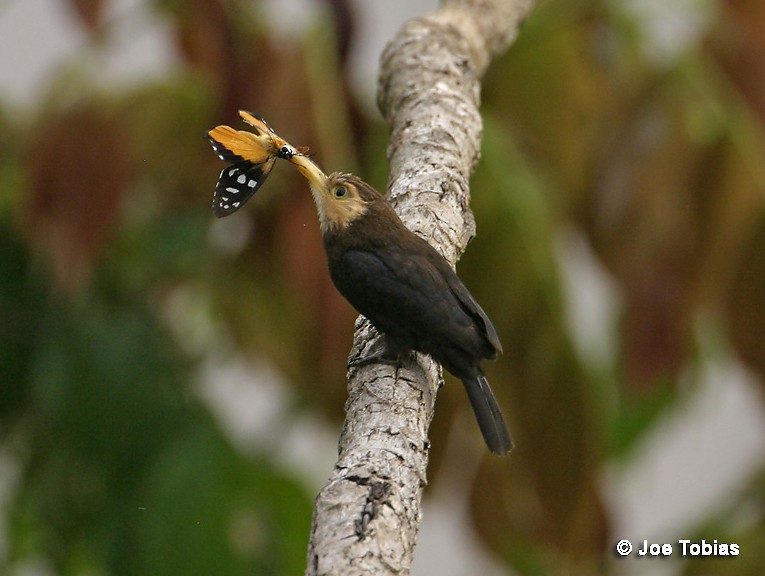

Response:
(0, 0), (435, 111)
(1, 1), (764, 576)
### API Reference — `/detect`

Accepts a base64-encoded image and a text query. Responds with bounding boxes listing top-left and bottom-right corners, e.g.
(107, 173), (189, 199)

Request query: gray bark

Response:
(305, 1), (535, 575)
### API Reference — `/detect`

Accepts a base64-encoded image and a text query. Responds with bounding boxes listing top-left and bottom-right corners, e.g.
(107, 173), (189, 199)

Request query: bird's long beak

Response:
(290, 154), (327, 190)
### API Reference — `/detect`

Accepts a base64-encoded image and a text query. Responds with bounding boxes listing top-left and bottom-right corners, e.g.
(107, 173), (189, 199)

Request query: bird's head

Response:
(291, 155), (377, 233)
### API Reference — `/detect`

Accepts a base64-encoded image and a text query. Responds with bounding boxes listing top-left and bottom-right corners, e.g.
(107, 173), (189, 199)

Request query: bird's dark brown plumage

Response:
(299, 169), (512, 455)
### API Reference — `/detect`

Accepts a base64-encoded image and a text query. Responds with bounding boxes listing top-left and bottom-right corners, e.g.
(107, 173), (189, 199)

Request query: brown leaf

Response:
(584, 91), (705, 390)
(708, 0), (765, 125)
(727, 217), (765, 381)
(67, 0), (107, 31)
(22, 104), (130, 295)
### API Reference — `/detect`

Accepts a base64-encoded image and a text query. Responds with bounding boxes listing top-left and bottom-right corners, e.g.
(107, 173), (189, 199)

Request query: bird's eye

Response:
(334, 186), (348, 198)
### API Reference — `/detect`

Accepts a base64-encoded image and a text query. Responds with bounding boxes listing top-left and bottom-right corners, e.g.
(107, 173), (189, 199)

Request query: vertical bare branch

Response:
(306, 2), (535, 575)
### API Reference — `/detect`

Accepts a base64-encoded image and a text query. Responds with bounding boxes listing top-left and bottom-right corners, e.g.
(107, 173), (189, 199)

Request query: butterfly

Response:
(206, 111), (297, 217)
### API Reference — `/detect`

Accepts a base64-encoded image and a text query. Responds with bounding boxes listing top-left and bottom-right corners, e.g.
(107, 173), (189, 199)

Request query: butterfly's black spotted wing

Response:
(206, 122), (277, 217)
(206, 112), (296, 217)
(211, 155), (276, 217)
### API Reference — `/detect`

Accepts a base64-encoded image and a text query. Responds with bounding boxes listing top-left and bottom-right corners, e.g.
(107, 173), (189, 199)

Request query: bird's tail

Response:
(461, 372), (512, 455)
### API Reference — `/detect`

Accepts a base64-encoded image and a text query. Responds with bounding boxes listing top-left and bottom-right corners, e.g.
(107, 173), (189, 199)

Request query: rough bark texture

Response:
(305, 1), (535, 575)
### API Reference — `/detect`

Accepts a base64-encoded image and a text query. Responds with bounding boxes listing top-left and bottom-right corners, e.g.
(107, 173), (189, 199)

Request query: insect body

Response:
(206, 111), (296, 217)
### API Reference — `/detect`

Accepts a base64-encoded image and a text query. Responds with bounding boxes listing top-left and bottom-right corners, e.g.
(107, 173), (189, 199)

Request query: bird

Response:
(290, 154), (512, 455)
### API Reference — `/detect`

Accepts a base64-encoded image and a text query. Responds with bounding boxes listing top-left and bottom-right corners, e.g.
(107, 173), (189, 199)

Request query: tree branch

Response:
(305, 2), (535, 575)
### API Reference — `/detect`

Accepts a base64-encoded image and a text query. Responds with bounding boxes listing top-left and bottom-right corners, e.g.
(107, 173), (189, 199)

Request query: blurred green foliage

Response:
(1, 0), (765, 575)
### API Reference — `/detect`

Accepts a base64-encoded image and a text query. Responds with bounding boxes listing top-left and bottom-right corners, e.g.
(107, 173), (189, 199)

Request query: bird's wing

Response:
(442, 269), (503, 355)
(334, 248), (492, 355)
(334, 248), (441, 323)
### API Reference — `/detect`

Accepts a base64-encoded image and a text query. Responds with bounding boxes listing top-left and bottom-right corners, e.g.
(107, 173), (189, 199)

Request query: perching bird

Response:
(291, 155), (512, 455)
